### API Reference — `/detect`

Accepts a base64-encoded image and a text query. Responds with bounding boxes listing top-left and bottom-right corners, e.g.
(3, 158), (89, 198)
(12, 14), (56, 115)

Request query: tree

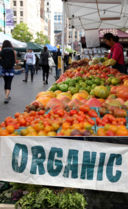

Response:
(12, 23), (33, 42)
(35, 32), (50, 45)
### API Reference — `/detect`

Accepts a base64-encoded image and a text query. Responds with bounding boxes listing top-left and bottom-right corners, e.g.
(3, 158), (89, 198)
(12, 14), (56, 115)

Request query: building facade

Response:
(11, 0), (41, 37)
(54, 12), (62, 45)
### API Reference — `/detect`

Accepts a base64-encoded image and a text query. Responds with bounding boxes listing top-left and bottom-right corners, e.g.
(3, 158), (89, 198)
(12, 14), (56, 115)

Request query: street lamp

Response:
(3, 0), (5, 34)
(0, 0), (6, 33)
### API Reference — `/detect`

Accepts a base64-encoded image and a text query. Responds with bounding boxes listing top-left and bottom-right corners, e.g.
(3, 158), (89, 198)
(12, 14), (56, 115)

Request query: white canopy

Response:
(0, 33), (27, 48)
(64, 0), (128, 30)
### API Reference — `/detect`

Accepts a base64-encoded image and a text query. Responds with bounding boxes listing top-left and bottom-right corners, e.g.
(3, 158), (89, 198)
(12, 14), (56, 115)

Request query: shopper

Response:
(0, 40), (16, 104)
(35, 54), (40, 74)
(54, 48), (61, 80)
(40, 46), (49, 85)
(23, 49), (36, 82)
(104, 33), (125, 73)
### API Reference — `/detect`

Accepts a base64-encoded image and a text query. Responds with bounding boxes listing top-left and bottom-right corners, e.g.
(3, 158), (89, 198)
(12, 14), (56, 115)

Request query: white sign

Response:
(0, 137), (128, 193)
(85, 30), (100, 48)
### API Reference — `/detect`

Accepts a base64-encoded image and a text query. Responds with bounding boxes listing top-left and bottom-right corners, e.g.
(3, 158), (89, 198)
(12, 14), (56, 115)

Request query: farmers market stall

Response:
(1, 57), (128, 207)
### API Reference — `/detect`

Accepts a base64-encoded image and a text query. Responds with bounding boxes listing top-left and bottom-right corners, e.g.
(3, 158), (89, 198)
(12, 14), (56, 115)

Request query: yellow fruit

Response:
(47, 131), (56, 136)
(20, 129), (29, 136)
(52, 123), (60, 131)
(57, 92), (72, 100)
(38, 131), (47, 136)
(72, 92), (89, 100)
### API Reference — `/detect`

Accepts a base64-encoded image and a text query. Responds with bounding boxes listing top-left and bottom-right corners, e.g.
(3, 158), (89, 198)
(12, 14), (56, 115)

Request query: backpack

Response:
(1, 48), (15, 70)
(40, 51), (49, 66)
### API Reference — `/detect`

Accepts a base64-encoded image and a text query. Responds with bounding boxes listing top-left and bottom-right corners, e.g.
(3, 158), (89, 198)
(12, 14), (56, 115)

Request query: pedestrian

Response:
(104, 33), (125, 73)
(0, 40), (16, 104)
(23, 49), (36, 82)
(35, 54), (40, 74)
(54, 47), (61, 80)
(40, 46), (49, 85)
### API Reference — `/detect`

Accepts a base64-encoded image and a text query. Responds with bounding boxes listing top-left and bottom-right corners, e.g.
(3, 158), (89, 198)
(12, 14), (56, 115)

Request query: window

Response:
(20, 11), (23, 16)
(47, 2), (49, 5)
(20, 1), (23, 6)
(13, 1), (16, 6)
(54, 15), (57, 20)
(20, 19), (23, 23)
(75, 31), (77, 39)
(14, 11), (17, 16)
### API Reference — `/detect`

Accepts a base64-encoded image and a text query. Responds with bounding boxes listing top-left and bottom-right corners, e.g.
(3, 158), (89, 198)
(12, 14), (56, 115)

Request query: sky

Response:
(52, 0), (62, 12)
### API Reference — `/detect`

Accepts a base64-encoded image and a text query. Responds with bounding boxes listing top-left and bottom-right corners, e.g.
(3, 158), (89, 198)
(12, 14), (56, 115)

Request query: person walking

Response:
(54, 48), (61, 80)
(40, 46), (49, 85)
(0, 40), (16, 104)
(23, 49), (36, 82)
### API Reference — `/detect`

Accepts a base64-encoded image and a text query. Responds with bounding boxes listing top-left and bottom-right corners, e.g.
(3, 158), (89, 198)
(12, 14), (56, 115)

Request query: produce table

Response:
(1, 59), (128, 208)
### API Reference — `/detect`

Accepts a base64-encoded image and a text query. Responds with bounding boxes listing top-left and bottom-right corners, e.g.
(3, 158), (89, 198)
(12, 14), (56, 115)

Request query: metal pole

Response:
(72, 27), (74, 50)
(61, 0), (66, 74)
(3, 0), (5, 34)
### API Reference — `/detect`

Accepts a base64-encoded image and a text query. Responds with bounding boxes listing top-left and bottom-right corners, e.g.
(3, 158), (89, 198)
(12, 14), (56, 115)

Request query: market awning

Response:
(46, 44), (57, 52)
(64, 0), (128, 30)
(0, 33), (27, 48)
(15, 42), (43, 52)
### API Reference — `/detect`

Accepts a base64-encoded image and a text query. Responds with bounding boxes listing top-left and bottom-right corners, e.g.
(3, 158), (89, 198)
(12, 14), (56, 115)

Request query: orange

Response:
(116, 128), (128, 136)
(109, 125), (118, 133)
(6, 125), (15, 134)
(0, 129), (9, 136)
(62, 122), (70, 130)
(97, 128), (106, 136)
(45, 126), (54, 133)
(72, 124), (81, 130)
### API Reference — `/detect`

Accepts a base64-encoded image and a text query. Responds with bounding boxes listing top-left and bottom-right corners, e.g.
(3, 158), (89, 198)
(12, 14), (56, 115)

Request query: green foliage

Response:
(34, 188), (58, 208)
(12, 23), (33, 42)
(15, 188), (87, 209)
(10, 183), (43, 192)
(58, 191), (87, 209)
(15, 191), (36, 209)
(35, 32), (50, 45)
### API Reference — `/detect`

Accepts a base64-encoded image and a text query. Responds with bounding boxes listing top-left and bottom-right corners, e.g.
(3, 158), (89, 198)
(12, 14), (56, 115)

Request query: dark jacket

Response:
(40, 51), (49, 66)
(54, 50), (61, 66)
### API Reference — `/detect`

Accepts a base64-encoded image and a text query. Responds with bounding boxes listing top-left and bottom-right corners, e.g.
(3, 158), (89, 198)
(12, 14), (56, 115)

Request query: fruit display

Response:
(69, 58), (89, 69)
(1, 60), (128, 137)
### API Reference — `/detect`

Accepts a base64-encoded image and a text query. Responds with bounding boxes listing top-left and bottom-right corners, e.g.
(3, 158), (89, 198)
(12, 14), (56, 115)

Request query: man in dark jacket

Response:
(40, 46), (49, 84)
(54, 48), (61, 80)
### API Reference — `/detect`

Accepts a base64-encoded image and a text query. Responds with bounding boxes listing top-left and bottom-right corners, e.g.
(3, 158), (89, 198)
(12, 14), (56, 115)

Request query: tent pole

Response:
(61, 0), (66, 74)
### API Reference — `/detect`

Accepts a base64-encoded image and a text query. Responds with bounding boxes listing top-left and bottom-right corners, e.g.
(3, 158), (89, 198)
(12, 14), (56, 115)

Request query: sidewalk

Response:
(0, 70), (55, 122)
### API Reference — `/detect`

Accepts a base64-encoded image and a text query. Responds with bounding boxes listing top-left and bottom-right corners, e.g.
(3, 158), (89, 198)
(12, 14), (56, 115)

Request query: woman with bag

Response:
(0, 40), (16, 104)
(40, 46), (49, 85)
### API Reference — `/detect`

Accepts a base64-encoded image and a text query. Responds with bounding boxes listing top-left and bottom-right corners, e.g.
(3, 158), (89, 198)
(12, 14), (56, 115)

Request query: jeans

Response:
(42, 65), (49, 81)
(55, 66), (61, 79)
(25, 64), (34, 74)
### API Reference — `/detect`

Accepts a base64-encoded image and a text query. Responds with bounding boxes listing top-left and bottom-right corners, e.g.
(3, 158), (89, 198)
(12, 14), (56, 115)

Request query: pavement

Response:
(0, 69), (55, 122)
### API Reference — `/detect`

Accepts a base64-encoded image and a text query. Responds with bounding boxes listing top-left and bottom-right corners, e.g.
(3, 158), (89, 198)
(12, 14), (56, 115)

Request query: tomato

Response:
(70, 110), (78, 115)
(106, 130), (115, 136)
(85, 115), (95, 126)
(79, 105), (90, 113)
(88, 110), (98, 118)
(14, 112), (21, 118)
(6, 125), (15, 134)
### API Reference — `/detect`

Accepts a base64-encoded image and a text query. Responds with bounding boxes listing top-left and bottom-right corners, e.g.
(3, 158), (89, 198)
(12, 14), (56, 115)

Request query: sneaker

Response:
(43, 81), (46, 85)
(23, 80), (27, 82)
(46, 80), (48, 84)
(4, 98), (9, 104)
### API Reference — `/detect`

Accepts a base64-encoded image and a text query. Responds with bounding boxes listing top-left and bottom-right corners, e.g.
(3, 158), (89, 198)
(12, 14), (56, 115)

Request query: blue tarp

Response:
(46, 44), (57, 52)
